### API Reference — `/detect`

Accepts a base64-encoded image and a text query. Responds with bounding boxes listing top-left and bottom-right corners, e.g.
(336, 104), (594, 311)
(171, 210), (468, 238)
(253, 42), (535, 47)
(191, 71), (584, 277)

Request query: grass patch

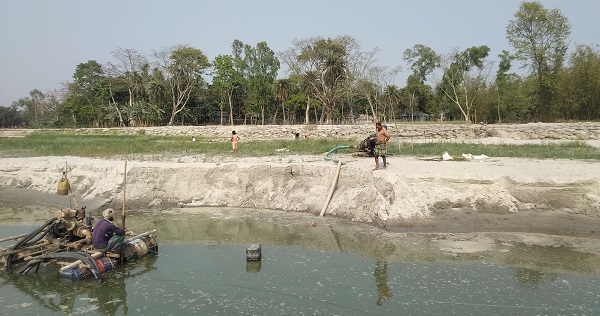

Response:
(0, 132), (599, 160)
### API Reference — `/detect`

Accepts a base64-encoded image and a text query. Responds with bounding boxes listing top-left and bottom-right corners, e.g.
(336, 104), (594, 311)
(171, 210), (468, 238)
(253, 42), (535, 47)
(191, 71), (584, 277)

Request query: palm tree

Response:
(383, 85), (401, 123)
(144, 68), (168, 124)
(274, 79), (293, 124)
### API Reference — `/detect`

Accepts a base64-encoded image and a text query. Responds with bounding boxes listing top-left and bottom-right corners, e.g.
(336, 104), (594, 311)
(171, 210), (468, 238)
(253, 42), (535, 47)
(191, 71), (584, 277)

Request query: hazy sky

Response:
(1, 0), (598, 106)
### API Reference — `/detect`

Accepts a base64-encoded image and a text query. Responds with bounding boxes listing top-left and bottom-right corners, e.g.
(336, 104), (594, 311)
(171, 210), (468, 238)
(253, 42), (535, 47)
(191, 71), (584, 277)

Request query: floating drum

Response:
(123, 236), (158, 261)
(59, 266), (91, 280)
(95, 257), (114, 274)
(246, 244), (261, 261)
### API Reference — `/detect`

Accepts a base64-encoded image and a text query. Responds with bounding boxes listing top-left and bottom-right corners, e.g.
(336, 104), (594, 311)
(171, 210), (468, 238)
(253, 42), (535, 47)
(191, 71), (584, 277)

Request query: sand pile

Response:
(1, 152), (599, 227)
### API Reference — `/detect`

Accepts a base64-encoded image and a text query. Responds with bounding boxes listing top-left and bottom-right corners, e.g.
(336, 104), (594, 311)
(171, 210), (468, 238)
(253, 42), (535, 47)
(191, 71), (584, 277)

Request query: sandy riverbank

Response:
(1, 142), (599, 235)
(2, 132), (600, 259)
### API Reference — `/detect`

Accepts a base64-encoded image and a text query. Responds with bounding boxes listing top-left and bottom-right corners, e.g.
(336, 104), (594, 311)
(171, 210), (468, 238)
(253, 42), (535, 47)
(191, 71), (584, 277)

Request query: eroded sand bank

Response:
(1, 153), (599, 228)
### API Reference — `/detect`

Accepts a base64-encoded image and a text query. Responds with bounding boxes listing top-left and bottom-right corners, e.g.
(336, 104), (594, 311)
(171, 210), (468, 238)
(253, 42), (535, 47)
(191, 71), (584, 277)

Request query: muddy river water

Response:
(2, 200), (600, 315)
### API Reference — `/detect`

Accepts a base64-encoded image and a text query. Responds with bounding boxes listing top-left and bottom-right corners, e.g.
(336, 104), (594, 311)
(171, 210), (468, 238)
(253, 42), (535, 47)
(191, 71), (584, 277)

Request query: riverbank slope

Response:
(1, 151), (599, 235)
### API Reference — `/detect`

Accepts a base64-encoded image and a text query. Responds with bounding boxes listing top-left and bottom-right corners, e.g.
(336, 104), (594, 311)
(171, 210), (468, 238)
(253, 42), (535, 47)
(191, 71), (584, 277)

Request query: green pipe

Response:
(324, 145), (350, 162)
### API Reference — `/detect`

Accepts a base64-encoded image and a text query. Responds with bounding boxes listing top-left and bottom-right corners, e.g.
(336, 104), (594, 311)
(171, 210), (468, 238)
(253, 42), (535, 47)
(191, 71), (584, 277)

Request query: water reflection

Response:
(246, 261), (262, 273)
(515, 268), (559, 286)
(374, 260), (392, 305)
(3, 207), (600, 315)
(0, 254), (156, 316)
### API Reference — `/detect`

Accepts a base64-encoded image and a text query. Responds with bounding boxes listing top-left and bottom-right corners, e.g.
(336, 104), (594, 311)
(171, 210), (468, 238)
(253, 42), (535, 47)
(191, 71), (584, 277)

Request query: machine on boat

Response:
(0, 163), (158, 280)
(0, 206), (158, 280)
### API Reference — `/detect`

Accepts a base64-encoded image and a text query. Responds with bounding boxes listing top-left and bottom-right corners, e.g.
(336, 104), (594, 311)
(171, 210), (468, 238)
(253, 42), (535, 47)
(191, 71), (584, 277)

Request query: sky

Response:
(0, 0), (598, 106)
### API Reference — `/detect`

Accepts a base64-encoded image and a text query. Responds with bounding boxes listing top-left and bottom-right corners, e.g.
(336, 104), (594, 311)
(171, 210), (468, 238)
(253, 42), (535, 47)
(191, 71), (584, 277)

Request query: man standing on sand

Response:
(374, 122), (390, 170)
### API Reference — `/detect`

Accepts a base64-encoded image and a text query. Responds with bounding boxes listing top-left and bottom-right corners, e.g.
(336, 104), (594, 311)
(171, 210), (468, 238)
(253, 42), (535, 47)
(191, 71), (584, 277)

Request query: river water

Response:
(2, 205), (600, 315)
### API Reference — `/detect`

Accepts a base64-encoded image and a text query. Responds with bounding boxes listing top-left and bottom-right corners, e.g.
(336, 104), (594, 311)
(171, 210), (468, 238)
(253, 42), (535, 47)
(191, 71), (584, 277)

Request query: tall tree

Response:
(107, 48), (148, 126)
(39, 88), (62, 125)
(28, 89), (44, 126)
(299, 72), (318, 124)
(403, 44), (440, 84)
(282, 36), (382, 124)
(273, 78), (293, 123)
(506, 1), (571, 121)
(132, 65), (166, 126)
(354, 78), (379, 121)
(436, 46), (491, 123)
(144, 66), (168, 121)
(403, 75), (434, 121)
(244, 42), (280, 125)
(0, 103), (24, 127)
(403, 45), (440, 120)
(212, 54), (243, 125)
(67, 60), (106, 126)
(343, 37), (382, 123)
(495, 50), (515, 123)
(230, 40), (249, 123)
(154, 45), (210, 125)
(564, 45), (600, 120)
(383, 84), (401, 123)
(281, 36), (354, 124)
(10, 98), (31, 126)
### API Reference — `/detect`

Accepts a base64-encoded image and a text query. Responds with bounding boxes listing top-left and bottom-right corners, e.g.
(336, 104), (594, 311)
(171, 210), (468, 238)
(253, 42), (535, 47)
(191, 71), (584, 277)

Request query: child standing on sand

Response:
(231, 131), (240, 154)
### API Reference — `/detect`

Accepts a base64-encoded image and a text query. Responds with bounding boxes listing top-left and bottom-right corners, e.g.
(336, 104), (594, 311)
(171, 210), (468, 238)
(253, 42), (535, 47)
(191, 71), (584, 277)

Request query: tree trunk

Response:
(304, 95), (311, 124)
(129, 88), (136, 127)
(272, 108), (279, 124)
(109, 87), (124, 127)
(228, 91), (234, 125)
(368, 97), (377, 122)
(318, 105), (323, 124)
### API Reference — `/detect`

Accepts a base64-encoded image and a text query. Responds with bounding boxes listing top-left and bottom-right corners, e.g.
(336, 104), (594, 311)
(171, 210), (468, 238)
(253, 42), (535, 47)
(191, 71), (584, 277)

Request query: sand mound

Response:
(1, 154), (599, 227)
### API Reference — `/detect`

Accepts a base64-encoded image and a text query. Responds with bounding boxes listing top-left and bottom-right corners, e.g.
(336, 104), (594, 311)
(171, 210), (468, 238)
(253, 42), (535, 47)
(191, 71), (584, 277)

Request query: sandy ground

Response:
(2, 136), (600, 259)
(1, 138), (600, 237)
(2, 185), (600, 238)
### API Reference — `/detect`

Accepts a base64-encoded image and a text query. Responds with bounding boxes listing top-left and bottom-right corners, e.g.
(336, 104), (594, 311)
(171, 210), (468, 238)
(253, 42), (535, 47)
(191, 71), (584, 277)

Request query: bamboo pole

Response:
(58, 252), (104, 272)
(0, 241), (50, 256)
(122, 161), (127, 230)
(126, 229), (157, 243)
(0, 233), (28, 243)
(65, 161), (80, 209)
(120, 161), (128, 265)
(320, 160), (342, 217)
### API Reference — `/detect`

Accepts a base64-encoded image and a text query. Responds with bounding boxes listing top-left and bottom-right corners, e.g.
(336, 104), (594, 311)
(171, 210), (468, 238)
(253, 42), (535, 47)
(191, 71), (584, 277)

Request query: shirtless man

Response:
(374, 122), (391, 170)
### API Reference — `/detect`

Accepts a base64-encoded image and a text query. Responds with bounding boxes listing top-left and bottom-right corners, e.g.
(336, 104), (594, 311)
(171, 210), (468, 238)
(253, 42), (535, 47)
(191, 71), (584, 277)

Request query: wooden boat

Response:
(0, 206), (158, 280)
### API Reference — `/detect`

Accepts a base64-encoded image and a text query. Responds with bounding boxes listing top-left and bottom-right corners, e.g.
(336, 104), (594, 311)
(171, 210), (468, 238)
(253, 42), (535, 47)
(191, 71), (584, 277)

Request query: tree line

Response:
(1, 2), (599, 128)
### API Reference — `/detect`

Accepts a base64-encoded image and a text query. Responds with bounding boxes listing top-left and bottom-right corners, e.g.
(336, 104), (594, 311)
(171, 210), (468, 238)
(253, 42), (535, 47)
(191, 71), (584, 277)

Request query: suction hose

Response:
(324, 145), (350, 162)
(4, 218), (57, 270)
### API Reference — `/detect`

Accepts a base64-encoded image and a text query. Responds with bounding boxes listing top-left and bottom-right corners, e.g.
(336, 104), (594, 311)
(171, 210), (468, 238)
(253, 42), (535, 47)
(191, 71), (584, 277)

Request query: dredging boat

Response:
(0, 162), (158, 280)
(0, 206), (158, 280)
